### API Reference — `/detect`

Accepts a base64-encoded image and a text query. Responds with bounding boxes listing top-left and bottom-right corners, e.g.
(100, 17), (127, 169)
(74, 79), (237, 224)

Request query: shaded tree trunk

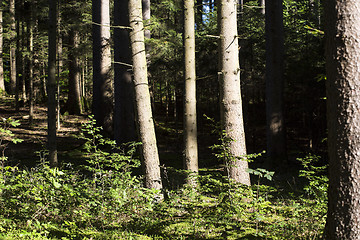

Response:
(218, 0), (250, 185)
(67, 29), (82, 115)
(265, 0), (287, 167)
(324, 1), (360, 239)
(48, 0), (58, 167)
(183, 0), (198, 185)
(0, 0), (4, 93)
(129, 0), (163, 195)
(28, 8), (34, 123)
(114, 0), (136, 144)
(9, 0), (16, 95)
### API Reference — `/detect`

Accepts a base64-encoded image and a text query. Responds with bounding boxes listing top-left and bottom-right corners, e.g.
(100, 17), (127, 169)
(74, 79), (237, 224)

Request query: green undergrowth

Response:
(0, 117), (327, 239)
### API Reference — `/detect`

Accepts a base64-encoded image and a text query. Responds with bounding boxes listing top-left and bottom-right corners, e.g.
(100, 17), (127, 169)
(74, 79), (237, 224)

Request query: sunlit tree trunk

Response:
(129, 0), (163, 195)
(324, 1), (360, 239)
(48, 0), (58, 167)
(183, 0), (198, 185)
(9, 0), (16, 95)
(265, 0), (287, 167)
(259, 0), (265, 15)
(218, 0), (250, 185)
(92, 0), (113, 135)
(28, 8), (34, 123)
(114, 0), (136, 144)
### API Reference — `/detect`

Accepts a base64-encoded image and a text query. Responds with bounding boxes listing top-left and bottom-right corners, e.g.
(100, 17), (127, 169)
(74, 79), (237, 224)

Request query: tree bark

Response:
(218, 0), (250, 185)
(92, 0), (113, 135)
(183, 0), (198, 185)
(28, 9), (34, 123)
(324, 1), (360, 239)
(265, 0), (287, 167)
(0, 0), (4, 93)
(67, 29), (82, 115)
(48, 0), (58, 167)
(114, 0), (136, 144)
(129, 0), (163, 194)
(9, 0), (16, 95)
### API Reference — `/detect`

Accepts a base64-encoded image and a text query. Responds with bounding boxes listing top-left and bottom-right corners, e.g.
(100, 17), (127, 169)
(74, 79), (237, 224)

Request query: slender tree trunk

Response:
(15, 7), (20, 111)
(92, 0), (113, 135)
(28, 10), (34, 123)
(324, 1), (360, 239)
(114, 0), (136, 144)
(129, 0), (163, 195)
(9, 0), (16, 95)
(56, 0), (62, 130)
(265, 0), (287, 167)
(259, 0), (265, 15)
(183, 0), (198, 185)
(218, 0), (250, 185)
(67, 29), (82, 115)
(48, 0), (58, 167)
(0, 0), (4, 93)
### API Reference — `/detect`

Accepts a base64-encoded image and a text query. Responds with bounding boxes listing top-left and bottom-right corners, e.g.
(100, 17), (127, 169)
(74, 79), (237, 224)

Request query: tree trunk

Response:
(0, 0), (4, 93)
(265, 0), (287, 167)
(67, 29), (82, 115)
(114, 0), (137, 144)
(28, 10), (34, 123)
(57, 3), (62, 130)
(48, 0), (58, 167)
(324, 1), (360, 239)
(183, 0), (198, 185)
(9, 0), (16, 95)
(129, 0), (163, 195)
(259, 0), (265, 15)
(92, 0), (113, 136)
(218, 0), (250, 185)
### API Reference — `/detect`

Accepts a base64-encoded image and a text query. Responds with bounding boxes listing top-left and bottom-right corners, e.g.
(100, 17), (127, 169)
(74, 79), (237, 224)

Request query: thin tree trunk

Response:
(92, 0), (113, 135)
(48, 0), (58, 167)
(114, 0), (136, 144)
(183, 0), (198, 185)
(28, 10), (34, 123)
(0, 0), (4, 93)
(259, 0), (265, 15)
(56, 0), (62, 130)
(129, 0), (163, 195)
(67, 29), (82, 115)
(218, 0), (250, 185)
(9, 0), (16, 95)
(324, 1), (360, 239)
(265, 0), (287, 167)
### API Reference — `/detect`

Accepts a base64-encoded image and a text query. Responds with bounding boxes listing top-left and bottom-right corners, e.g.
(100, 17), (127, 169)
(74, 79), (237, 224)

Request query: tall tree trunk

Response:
(183, 0), (198, 185)
(67, 29), (82, 115)
(265, 0), (287, 167)
(48, 0), (58, 167)
(129, 0), (163, 195)
(259, 0), (265, 15)
(0, 0), (4, 93)
(28, 9), (34, 123)
(92, 0), (113, 135)
(57, 2), (62, 130)
(324, 1), (360, 239)
(114, 0), (136, 144)
(9, 0), (16, 95)
(218, 0), (250, 185)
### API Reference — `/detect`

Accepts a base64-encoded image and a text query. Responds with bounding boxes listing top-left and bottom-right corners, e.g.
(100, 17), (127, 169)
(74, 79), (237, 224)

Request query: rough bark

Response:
(183, 0), (198, 185)
(324, 1), (360, 239)
(218, 0), (250, 185)
(265, 0), (287, 167)
(114, 0), (136, 144)
(92, 0), (113, 135)
(67, 29), (82, 115)
(129, 0), (163, 194)
(48, 0), (58, 167)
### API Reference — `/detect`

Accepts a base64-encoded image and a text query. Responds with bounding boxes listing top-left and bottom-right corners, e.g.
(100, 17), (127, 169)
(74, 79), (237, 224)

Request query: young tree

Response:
(48, 0), (58, 167)
(324, 1), (360, 239)
(265, 0), (287, 166)
(129, 0), (163, 194)
(92, 0), (113, 135)
(114, 0), (136, 144)
(218, 0), (250, 185)
(183, 0), (198, 185)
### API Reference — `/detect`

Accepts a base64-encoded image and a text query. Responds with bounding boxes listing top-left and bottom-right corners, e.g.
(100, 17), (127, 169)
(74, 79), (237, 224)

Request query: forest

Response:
(0, 0), (358, 239)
